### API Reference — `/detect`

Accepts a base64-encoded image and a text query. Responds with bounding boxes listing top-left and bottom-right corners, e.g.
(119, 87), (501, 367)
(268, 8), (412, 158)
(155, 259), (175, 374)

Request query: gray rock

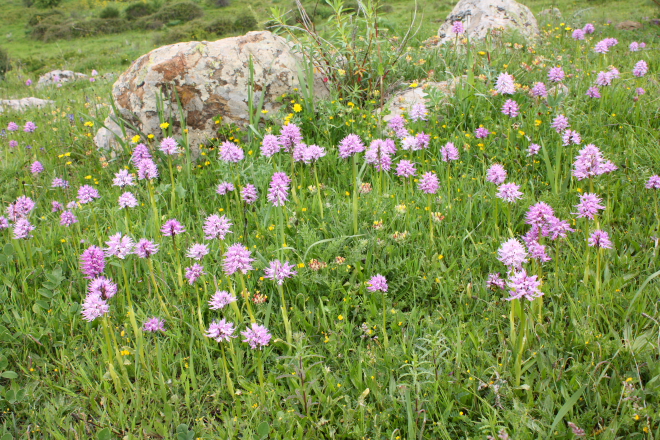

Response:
(37, 70), (88, 87)
(438, 0), (539, 45)
(616, 21), (642, 30)
(538, 8), (562, 19)
(0, 97), (55, 113)
(383, 77), (464, 122)
(97, 31), (329, 151)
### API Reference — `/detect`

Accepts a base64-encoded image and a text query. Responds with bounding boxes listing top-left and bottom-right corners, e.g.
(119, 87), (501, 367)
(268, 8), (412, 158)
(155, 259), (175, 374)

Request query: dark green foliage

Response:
(0, 47), (9, 79)
(29, 16), (132, 42)
(99, 6), (120, 19)
(211, 0), (230, 7)
(123, 2), (158, 20)
(233, 12), (257, 32)
(33, 0), (63, 8)
(204, 17), (233, 35)
(147, 2), (204, 24)
(27, 9), (64, 26)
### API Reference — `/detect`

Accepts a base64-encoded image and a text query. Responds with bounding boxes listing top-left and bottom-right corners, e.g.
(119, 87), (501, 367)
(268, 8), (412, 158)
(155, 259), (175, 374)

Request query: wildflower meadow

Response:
(0, 0), (660, 438)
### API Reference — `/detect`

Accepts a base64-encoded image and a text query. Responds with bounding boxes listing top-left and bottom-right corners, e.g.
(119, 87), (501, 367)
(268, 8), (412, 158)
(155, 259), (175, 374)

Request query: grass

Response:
(0, 0), (660, 438)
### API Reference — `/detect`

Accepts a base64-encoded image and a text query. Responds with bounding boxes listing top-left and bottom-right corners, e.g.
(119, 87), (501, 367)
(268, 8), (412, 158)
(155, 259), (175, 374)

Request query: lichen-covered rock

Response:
(97, 31), (328, 150)
(382, 77), (464, 122)
(0, 97), (55, 113)
(616, 21), (642, 30)
(37, 70), (88, 87)
(437, 0), (539, 45)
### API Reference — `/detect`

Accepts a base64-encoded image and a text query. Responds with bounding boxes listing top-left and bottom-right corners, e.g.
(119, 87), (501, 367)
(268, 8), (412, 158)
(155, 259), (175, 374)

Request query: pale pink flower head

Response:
(551, 114), (569, 133)
(440, 142), (459, 162)
(161, 218), (186, 237)
(23, 122), (37, 133)
(264, 260), (297, 285)
(527, 143), (541, 156)
(409, 102), (428, 122)
(159, 137), (180, 155)
(367, 274), (388, 292)
(241, 184), (259, 204)
(418, 172), (439, 194)
(60, 210), (78, 226)
(81, 294), (109, 322)
(131, 144), (152, 165)
(451, 21), (464, 35)
(261, 134), (282, 157)
(186, 243), (209, 261)
(303, 144), (326, 164)
(586, 87), (601, 99)
(208, 291), (237, 310)
(474, 127), (490, 139)
(338, 134), (365, 159)
(118, 192), (138, 209)
(206, 319), (236, 343)
(241, 323), (272, 349)
(13, 218), (35, 239)
(219, 141), (244, 163)
(80, 245), (106, 279)
(506, 269), (542, 301)
(185, 263), (206, 285)
(572, 144), (617, 180)
(203, 214), (232, 240)
(583, 23), (595, 34)
(588, 230), (613, 249)
(496, 183), (523, 203)
(629, 42), (640, 52)
(501, 99), (519, 118)
(77, 185), (100, 204)
(632, 60), (648, 78)
(574, 192), (605, 220)
(7, 122), (19, 132)
(30, 161), (44, 174)
(280, 123), (303, 151)
(531, 82), (547, 98)
(7, 195), (36, 221)
(88, 276), (118, 300)
(572, 29), (585, 40)
(495, 72), (515, 95)
(216, 182), (235, 195)
(267, 172), (291, 207)
(223, 243), (254, 276)
(143, 317), (166, 332)
(645, 175), (660, 189)
(112, 169), (135, 187)
(562, 130), (581, 146)
(594, 40), (609, 54)
(498, 238), (528, 269)
(486, 164), (507, 185)
(135, 239), (159, 258)
(105, 232), (135, 259)
(136, 159), (158, 180)
(396, 160), (416, 178)
(548, 67), (565, 82)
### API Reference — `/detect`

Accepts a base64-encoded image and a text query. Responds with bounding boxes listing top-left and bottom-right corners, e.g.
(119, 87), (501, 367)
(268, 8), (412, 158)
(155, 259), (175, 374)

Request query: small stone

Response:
(0, 97), (55, 113)
(615, 20), (642, 30)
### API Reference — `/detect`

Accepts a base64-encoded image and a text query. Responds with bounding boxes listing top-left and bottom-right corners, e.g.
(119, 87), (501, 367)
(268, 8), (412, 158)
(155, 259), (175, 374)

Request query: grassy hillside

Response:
(0, 0), (657, 78)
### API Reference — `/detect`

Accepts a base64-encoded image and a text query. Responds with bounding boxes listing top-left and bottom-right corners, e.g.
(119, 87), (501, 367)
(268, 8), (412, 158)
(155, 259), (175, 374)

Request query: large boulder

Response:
(96, 31), (329, 151)
(0, 97), (54, 113)
(437, 0), (539, 45)
(37, 70), (88, 87)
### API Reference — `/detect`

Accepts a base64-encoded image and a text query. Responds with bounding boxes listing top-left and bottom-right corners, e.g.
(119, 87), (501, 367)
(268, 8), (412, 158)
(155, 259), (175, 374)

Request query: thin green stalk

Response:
(221, 344), (235, 398)
(382, 292), (389, 349)
(167, 156), (176, 211)
(313, 164), (324, 220)
(352, 155), (359, 234)
(278, 283), (292, 349)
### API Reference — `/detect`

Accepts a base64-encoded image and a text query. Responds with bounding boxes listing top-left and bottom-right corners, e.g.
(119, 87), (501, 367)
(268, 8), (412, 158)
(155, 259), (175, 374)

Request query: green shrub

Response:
(210, 0), (230, 7)
(233, 12), (257, 32)
(27, 9), (64, 26)
(147, 2), (203, 24)
(0, 47), (10, 79)
(204, 17), (232, 35)
(34, 0), (63, 8)
(124, 2), (158, 20)
(99, 6), (120, 19)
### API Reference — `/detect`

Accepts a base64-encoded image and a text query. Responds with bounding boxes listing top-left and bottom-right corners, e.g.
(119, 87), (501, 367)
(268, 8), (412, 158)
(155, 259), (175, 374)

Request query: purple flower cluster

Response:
(506, 269), (543, 301)
(367, 274), (388, 292)
(219, 141), (244, 163)
(487, 164), (507, 185)
(81, 245), (106, 279)
(574, 193), (605, 220)
(206, 319), (236, 343)
(135, 239), (159, 258)
(203, 214), (232, 240)
(396, 160), (417, 178)
(497, 238), (528, 269)
(223, 243), (254, 276)
(440, 142), (459, 162)
(106, 232), (135, 259)
(113, 169), (135, 187)
(572, 144), (617, 180)
(241, 184), (259, 204)
(418, 172), (439, 194)
(77, 185), (100, 204)
(261, 134), (282, 157)
(338, 134), (365, 159)
(159, 137), (180, 155)
(495, 72), (515, 95)
(280, 124), (303, 151)
(216, 182), (235, 195)
(264, 260), (297, 285)
(588, 230), (613, 249)
(143, 317), (166, 332)
(241, 323), (272, 349)
(501, 99), (519, 118)
(365, 139), (397, 171)
(496, 183), (523, 203)
(118, 192), (138, 209)
(267, 172), (291, 207)
(208, 291), (236, 310)
(161, 218), (186, 237)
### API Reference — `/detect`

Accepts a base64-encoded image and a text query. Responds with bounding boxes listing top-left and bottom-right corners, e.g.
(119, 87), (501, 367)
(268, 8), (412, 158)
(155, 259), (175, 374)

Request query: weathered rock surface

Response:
(96, 31), (329, 151)
(37, 70), (88, 87)
(383, 77), (464, 122)
(437, 0), (539, 45)
(616, 20), (642, 30)
(538, 8), (562, 19)
(0, 97), (55, 113)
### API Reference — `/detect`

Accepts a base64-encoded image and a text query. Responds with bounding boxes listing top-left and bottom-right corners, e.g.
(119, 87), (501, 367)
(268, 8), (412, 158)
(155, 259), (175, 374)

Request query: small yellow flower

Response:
(338, 315), (343, 321)
(293, 103), (302, 113)
(160, 122), (170, 129)
(131, 134), (141, 143)
(298, 263), (305, 268)
(84, 121), (94, 127)
(337, 69), (346, 76)
(148, 134), (154, 139)
(535, 119), (542, 126)
(261, 109), (269, 114)
(409, 82), (419, 88)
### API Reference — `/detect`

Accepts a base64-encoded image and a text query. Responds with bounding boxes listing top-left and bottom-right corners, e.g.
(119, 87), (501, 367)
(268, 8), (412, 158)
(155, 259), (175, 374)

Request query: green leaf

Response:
(1, 433), (14, 440)
(547, 384), (586, 438)
(176, 424), (195, 440)
(1, 371), (17, 379)
(175, 184), (187, 198)
(96, 427), (111, 440)
(3, 243), (14, 257)
(256, 421), (270, 438)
